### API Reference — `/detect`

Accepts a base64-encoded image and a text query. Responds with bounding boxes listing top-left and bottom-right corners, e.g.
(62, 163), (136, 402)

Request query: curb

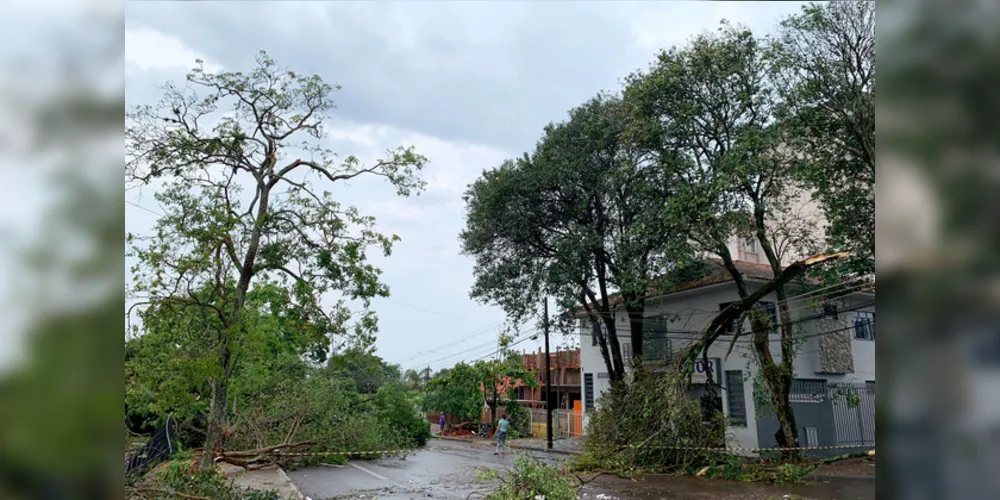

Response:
(806, 474), (876, 482)
(432, 435), (476, 443)
(276, 465), (306, 500)
(432, 435), (581, 456)
(508, 444), (581, 456)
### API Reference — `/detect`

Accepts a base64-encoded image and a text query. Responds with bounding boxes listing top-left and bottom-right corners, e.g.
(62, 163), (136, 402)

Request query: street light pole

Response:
(544, 297), (553, 450)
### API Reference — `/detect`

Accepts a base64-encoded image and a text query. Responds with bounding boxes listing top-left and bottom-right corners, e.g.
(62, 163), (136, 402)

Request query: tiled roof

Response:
(572, 258), (780, 315)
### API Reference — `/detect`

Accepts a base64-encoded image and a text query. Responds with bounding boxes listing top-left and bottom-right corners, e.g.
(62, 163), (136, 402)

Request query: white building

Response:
(576, 255), (875, 455)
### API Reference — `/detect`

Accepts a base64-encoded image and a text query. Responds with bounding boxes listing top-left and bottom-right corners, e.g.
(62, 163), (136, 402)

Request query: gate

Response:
(828, 381), (876, 448)
(755, 379), (875, 457)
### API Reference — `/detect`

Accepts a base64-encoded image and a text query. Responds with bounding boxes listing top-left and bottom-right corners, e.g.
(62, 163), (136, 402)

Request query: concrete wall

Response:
(578, 280), (876, 452)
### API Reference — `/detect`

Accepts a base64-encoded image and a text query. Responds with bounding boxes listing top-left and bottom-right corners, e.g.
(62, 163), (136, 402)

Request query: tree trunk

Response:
(602, 314), (626, 382)
(624, 298), (645, 362)
(750, 308), (800, 457)
(199, 371), (230, 469)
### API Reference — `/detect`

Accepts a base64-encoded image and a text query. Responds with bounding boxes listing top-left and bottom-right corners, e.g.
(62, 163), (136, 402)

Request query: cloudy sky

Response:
(124, 1), (812, 372)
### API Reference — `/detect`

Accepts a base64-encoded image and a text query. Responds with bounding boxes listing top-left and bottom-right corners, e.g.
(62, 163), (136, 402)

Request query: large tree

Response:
(421, 362), (483, 427)
(624, 22), (833, 452)
(126, 52), (425, 468)
(460, 94), (688, 383)
(770, 1), (875, 278)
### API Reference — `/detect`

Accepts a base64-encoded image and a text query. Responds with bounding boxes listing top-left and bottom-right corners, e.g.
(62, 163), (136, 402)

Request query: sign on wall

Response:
(688, 357), (723, 384)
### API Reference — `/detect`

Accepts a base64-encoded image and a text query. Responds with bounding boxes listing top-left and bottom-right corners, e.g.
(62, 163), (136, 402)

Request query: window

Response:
(854, 312), (875, 340)
(789, 378), (827, 403)
(597, 373), (609, 380)
(744, 237), (758, 254)
(643, 315), (671, 361)
(758, 301), (779, 331)
(621, 343), (633, 363)
(725, 370), (747, 426)
(823, 302), (839, 319)
(723, 301), (778, 334)
(584, 373), (594, 411)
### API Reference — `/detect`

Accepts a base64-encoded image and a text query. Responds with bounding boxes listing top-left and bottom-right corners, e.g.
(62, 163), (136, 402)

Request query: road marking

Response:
(347, 462), (388, 481)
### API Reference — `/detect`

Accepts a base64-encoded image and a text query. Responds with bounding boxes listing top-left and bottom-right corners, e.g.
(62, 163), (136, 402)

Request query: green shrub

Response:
(579, 366), (726, 474)
(772, 463), (815, 484)
(484, 455), (577, 500)
(374, 384), (431, 447)
(503, 400), (530, 435)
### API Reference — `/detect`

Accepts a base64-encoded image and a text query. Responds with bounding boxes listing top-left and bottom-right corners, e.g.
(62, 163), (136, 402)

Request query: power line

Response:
(126, 199), (165, 217)
(381, 296), (497, 324)
(582, 279), (873, 320)
(394, 322), (509, 366)
(468, 332), (540, 364)
(575, 299), (875, 344)
(579, 282), (874, 331)
(395, 321), (524, 366)
(408, 327), (543, 371)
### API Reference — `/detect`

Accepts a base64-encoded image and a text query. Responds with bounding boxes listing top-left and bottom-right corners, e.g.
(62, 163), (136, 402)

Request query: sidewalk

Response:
(219, 463), (304, 499)
(432, 432), (584, 456)
(508, 436), (583, 456)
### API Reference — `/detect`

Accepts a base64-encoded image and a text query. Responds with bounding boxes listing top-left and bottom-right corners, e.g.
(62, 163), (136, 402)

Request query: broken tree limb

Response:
(678, 252), (850, 378)
(215, 439), (315, 458)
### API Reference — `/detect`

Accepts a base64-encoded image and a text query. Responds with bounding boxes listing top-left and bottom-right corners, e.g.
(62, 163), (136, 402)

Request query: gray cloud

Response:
(125, 0), (812, 369)
(125, 1), (810, 155)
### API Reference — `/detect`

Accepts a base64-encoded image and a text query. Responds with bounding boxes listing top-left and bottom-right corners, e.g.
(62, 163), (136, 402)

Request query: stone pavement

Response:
(219, 463), (303, 499)
(507, 436), (584, 455)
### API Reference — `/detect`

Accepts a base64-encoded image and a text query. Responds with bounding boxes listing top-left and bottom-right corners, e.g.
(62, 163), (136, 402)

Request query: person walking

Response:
(438, 412), (446, 435)
(494, 416), (509, 456)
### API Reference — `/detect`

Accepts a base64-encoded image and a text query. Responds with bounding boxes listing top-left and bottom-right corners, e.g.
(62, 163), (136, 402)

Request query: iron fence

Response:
(828, 381), (876, 447)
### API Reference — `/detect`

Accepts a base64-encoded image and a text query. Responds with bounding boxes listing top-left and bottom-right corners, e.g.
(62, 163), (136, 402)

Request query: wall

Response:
(578, 279), (876, 452)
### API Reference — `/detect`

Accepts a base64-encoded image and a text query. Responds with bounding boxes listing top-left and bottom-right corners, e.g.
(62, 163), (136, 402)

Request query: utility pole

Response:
(544, 297), (553, 450)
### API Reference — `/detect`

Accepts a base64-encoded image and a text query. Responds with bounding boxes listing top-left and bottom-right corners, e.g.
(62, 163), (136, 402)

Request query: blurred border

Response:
(878, 0), (1000, 498)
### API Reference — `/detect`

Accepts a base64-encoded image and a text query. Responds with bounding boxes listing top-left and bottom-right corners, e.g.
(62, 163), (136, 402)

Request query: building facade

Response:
(577, 259), (875, 455)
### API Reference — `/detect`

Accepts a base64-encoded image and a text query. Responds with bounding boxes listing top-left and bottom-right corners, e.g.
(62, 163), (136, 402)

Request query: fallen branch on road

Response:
(213, 439), (316, 468)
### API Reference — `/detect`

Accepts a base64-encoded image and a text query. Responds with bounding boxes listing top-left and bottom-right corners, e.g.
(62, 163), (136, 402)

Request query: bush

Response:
(483, 455), (577, 500)
(503, 400), (530, 435)
(374, 384), (431, 447)
(576, 365), (726, 474)
(772, 463), (815, 484)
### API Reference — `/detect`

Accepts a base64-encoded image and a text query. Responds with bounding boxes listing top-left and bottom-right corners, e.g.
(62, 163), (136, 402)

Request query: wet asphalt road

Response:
(287, 439), (559, 500)
(286, 439), (875, 500)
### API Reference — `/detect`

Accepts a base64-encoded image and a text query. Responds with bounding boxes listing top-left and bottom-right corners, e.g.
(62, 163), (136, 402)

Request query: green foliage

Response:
(770, 2), (875, 278)
(772, 463), (815, 484)
(701, 456), (815, 484)
(326, 348), (402, 394)
(483, 455), (578, 500)
(476, 348), (536, 423)
(126, 51), (425, 465)
(503, 400), (531, 436)
(421, 362), (483, 424)
(374, 384), (431, 447)
(578, 368), (726, 474)
(475, 467), (500, 481)
(460, 94), (694, 380)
